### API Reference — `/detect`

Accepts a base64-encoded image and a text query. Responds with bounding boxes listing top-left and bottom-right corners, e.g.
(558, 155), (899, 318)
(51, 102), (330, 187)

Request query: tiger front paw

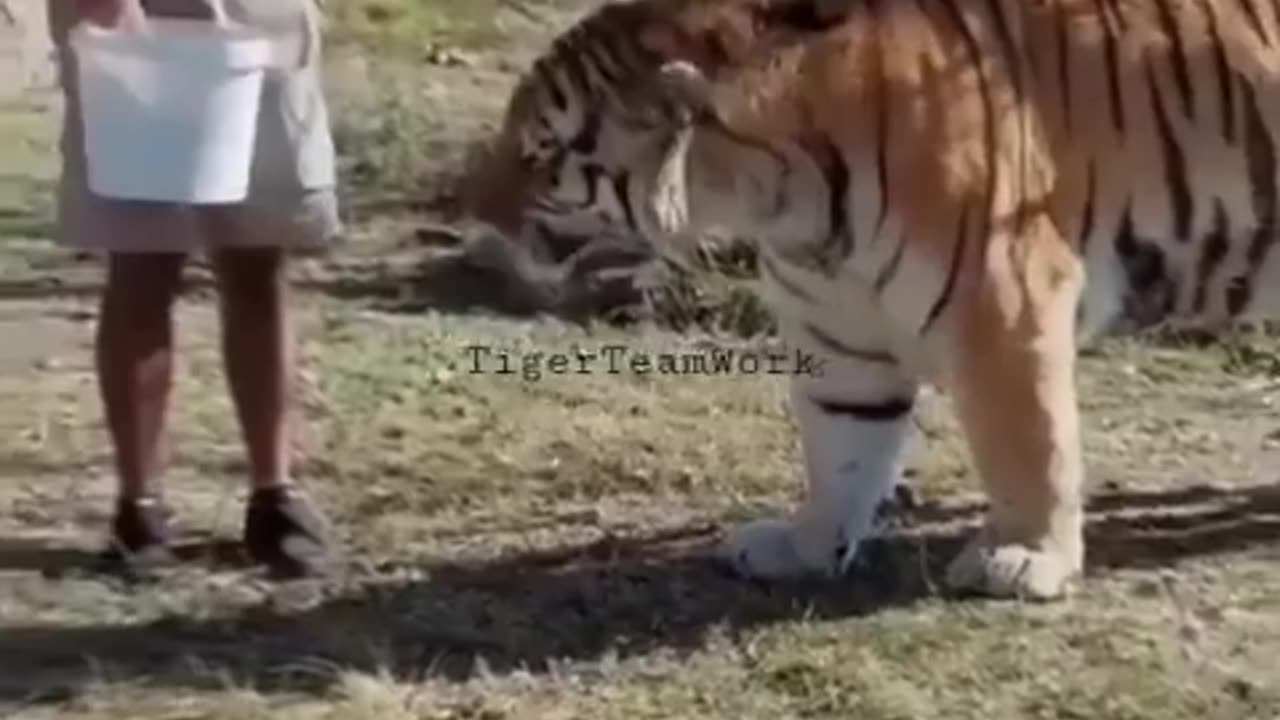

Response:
(944, 531), (1082, 600)
(715, 517), (849, 581)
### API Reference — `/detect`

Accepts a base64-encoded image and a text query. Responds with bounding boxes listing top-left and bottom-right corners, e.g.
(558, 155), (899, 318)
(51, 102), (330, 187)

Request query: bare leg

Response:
(211, 247), (293, 490)
(211, 245), (334, 577)
(96, 252), (186, 502)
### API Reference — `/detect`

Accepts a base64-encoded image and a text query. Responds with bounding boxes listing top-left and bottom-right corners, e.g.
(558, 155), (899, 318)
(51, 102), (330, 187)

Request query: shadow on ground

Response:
(304, 237), (656, 324)
(0, 201), (658, 329)
(0, 245), (647, 327)
(0, 483), (1276, 706)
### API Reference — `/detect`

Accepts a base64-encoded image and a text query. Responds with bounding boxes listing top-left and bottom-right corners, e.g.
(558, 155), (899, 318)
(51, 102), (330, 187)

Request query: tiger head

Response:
(472, 60), (831, 269)
(461, 62), (690, 261)
(460, 0), (850, 266)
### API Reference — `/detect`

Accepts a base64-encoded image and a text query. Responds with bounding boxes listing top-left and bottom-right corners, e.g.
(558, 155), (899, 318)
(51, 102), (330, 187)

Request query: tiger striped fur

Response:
(465, 0), (1280, 600)
(461, 0), (854, 255)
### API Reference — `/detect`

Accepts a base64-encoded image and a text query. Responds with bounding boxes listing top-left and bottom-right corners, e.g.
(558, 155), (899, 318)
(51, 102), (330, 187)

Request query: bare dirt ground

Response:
(1, 2), (1279, 718)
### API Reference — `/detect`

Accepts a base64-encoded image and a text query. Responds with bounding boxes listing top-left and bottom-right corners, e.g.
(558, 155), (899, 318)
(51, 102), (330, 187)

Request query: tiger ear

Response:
(655, 60), (713, 125)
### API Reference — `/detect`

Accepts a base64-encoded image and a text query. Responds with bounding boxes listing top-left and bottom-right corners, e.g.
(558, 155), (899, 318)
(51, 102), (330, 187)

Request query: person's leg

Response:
(195, 0), (341, 577)
(210, 245), (334, 577)
(96, 252), (186, 556)
(210, 246), (293, 490)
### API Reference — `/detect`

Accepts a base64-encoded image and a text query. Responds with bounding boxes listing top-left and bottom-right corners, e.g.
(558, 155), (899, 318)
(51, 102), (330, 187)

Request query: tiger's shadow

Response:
(0, 482), (1276, 706)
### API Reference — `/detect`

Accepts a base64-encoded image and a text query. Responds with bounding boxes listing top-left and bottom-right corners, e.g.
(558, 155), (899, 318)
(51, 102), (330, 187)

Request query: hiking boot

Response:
(243, 485), (336, 579)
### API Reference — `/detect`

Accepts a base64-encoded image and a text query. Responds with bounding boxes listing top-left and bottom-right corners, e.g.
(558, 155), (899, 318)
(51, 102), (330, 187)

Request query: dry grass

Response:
(1, 2), (1279, 719)
(2, 293), (1278, 719)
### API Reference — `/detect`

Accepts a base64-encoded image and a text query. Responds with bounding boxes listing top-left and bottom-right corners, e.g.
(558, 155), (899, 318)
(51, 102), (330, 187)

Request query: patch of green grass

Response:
(325, 0), (579, 55)
(0, 96), (60, 263)
(321, 0), (594, 219)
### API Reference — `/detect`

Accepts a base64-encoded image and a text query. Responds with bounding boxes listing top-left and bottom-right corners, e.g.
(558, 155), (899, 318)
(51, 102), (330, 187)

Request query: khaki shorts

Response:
(48, 0), (343, 255)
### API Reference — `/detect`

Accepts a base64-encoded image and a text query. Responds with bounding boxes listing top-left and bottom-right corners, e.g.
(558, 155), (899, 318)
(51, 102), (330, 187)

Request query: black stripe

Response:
(760, 251), (818, 303)
(1233, 79), (1278, 315)
(558, 39), (594, 98)
(580, 165), (604, 208)
(535, 62), (568, 111)
(1193, 200), (1229, 313)
(1114, 204), (1158, 286)
(814, 135), (852, 264)
(1146, 57), (1193, 241)
(569, 110), (601, 154)
(982, 0), (1027, 237)
(599, 20), (651, 87)
(805, 323), (898, 365)
(1200, 0), (1236, 143)
(544, 163), (603, 213)
(582, 41), (622, 87)
(921, 203), (970, 334)
(700, 29), (732, 67)
(1114, 202), (1176, 325)
(874, 234), (907, 293)
(873, 0), (891, 240)
(1093, 0), (1127, 134)
(984, 0), (1023, 105)
(756, 0), (853, 31)
(584, 30), (632, 86)
(612, 172), (639, 231)
(1114, 201), (1136, 258)
(1078, 161), (1097, 251)
(1236, 0), (1274, 47)
(813, 396), (915, 421)
(1152, 0), (1195, 120)
(929, 0), (993, 336)
(562, 28), (597, 95)
(1055, 0), (1073, 138)
(1102, 0), (1130, 29)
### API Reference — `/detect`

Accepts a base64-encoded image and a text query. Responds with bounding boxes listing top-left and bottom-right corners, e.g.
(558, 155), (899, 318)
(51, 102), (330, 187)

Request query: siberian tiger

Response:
(464, 0), (1280, 600)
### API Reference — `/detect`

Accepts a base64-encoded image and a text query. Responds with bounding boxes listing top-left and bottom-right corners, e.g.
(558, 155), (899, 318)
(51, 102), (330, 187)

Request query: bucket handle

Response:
(114, 0), (147, 32)
(109, 0), (315, 71)
(114, 0), (232, 31)
(205, 0), (231, 28)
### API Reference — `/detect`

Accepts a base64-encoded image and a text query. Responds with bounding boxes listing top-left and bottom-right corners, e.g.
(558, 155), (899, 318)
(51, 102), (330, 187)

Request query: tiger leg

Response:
(942, 217), (1086, 600)
(717, 320), (918, 580)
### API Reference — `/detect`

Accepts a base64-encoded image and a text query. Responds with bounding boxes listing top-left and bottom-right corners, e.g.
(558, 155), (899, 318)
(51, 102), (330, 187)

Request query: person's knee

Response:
(213, 248), (286, 309)
(103, 253), (186, 318)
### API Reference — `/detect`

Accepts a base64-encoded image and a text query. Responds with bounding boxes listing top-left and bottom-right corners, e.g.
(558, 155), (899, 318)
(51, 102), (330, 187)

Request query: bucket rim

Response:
(70, 17), (273, 43)
(69, 18), (274, 70)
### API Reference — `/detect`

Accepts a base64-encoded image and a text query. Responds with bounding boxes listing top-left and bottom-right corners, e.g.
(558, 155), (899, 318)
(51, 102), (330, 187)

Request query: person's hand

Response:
(76, 0), (146, 29)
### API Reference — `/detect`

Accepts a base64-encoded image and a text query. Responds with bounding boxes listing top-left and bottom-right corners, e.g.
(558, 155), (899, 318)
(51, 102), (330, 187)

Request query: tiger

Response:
(462, 0), (1280, 601)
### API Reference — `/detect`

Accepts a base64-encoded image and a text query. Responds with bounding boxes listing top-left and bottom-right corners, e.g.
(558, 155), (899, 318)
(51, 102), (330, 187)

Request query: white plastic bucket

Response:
(69, 17), (273, 204)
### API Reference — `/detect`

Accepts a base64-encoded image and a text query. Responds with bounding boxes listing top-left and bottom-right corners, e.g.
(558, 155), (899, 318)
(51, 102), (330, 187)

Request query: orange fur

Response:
(468, 0), (1280, 599)
(460, 0), (859, 236)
